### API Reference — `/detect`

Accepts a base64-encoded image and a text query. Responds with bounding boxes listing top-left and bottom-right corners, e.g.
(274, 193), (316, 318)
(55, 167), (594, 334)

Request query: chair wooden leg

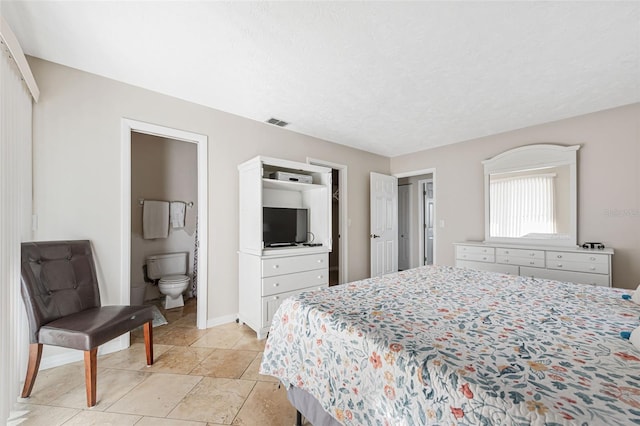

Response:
(143, 320), (153, 365)
(84, 348), (98, 407)
(21, 343), (43, 398)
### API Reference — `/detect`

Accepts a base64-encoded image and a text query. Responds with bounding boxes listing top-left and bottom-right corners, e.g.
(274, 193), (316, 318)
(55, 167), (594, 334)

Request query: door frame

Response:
(394, 168), (437, 265)
(121, 118), (209, 329)
(307, 158), (348, 284)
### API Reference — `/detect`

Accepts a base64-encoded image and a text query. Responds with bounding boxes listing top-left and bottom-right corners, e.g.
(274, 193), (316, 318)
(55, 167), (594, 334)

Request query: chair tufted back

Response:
(21, 240), (102, 343)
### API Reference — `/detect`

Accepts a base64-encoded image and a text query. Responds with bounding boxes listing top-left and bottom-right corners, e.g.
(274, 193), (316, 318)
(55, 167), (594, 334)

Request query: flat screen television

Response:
(263, 207), (308, 247)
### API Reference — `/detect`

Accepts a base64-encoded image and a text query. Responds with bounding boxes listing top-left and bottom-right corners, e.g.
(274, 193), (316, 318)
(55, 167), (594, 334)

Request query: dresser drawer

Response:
(262, 285), (328, 326)
(497, 255), (545, 268)
(496, 248), (544, 259)
(546, 259), (609, 274)
(520, 267), (610, 287)
(456, 245), (495, 257)
(457, 260), (519, 275)
(262, 269), (328, 296)
(546, 251), (608, 265)
(262, 253), (327, 277)
(456, 246), (495, 263)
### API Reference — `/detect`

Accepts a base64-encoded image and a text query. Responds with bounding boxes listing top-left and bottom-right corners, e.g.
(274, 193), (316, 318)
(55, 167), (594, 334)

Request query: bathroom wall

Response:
(131, 133), (197, 301)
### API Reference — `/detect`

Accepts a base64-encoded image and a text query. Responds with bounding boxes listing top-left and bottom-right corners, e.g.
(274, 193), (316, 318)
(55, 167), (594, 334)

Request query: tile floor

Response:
(10, 298), (302, 426)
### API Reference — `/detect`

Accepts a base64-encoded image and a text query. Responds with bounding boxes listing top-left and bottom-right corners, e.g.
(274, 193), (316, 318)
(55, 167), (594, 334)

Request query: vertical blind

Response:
(0, 38), (33, 423)
(490, 174), (556, 238)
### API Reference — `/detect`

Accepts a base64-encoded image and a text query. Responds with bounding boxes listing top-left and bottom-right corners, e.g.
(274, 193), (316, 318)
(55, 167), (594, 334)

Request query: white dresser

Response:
(454, 242), (613, 287)
(239, 251), (328, 339)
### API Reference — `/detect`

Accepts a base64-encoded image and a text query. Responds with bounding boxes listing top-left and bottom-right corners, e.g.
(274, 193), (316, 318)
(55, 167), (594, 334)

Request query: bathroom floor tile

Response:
(106, 373), (202, 417)
(135, 417), (209, 426)
(8, 403), (79, 426)
(146, 346), (213, 375)
(60, 410), (141, 425)
(190, 349), (258, 379)
(241, 352), (279, 383)
(167, 377), (255, 424)
(99, 343), (173, 371)
(172, 312), (197, 327)
(48, 368), (150, 410)
(154, 326), (209, 346)
(190, 328), (243, 349)
(231, 335), (267, 352)
(231, 381), (297, 426)
(19, 363), (85, 405)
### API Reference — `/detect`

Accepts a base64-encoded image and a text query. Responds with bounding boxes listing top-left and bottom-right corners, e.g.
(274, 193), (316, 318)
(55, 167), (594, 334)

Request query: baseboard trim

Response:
(39, 335), (128, 370)
(206, 313), (238, 328)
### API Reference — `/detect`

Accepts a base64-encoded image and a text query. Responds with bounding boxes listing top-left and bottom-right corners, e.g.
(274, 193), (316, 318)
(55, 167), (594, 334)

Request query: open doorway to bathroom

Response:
(121, 119), (208, 330)
(130, 133), (198, 325)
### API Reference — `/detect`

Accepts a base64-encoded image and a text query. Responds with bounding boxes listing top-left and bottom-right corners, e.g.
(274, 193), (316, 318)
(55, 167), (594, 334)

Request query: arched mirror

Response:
(483, 144), (579, 247)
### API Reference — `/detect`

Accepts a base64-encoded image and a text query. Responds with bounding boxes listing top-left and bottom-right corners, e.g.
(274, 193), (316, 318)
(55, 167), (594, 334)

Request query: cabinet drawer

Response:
(456, 252), (495, 263)
(457, 259), (519, 275)
(262, 253), (327, 277)
(546, 259), (609, 274)
(262, 285), (328, 327)
(546, 251), (608, 265)
(262, 269), (328, 296)
(496, 248), (544, 259)
(520, 267), (610, 287)
(497, 255), (545, 268)
(456, 245), (495, 257)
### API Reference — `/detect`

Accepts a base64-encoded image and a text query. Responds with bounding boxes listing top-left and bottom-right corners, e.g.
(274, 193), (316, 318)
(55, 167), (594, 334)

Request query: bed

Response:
(260, 265), (640, 425)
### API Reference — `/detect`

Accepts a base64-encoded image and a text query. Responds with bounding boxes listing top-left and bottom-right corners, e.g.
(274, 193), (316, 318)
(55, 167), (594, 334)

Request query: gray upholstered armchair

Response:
(20, 240), (155, 407)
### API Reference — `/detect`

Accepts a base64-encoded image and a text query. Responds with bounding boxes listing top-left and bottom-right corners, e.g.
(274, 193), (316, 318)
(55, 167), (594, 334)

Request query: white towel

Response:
(143, 200), (169, 239)
(170, 201), (186, 228)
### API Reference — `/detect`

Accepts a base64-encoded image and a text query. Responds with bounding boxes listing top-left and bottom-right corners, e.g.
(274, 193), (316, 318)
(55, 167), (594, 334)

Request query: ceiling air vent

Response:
(266, 117), (289, 127)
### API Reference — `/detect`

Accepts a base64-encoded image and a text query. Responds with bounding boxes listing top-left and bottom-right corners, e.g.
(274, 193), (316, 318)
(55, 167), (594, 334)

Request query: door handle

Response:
(370, 234), (381, 238)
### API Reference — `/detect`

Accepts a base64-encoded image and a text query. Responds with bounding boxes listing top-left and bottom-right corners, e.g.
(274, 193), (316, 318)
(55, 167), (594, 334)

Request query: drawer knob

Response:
(557, 255), (562, 259)
(317, 259), (323, 263)
(482, 257), (487, 261)
(274, 296), (279, 300)
(505, 259), (509, 263)
(273, 283), (279, 287)
(590, 266), (596, 271)
(557, 264), (563, 268)
(529, 261), (535, 265)
(505, 250), (509, 254)
(273, 265), (279, 269)
(318, 275), (323, 279)
(590, 257), (596, 261)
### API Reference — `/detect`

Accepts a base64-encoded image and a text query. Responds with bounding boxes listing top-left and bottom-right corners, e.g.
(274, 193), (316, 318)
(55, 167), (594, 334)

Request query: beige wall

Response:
(391, 103), (640, 289)
(130, 133), (198, 301)
(29, 57), (389, 327)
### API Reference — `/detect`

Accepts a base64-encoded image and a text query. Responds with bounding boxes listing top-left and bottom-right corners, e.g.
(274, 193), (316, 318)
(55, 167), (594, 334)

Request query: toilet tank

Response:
(146, 252), (188, 279)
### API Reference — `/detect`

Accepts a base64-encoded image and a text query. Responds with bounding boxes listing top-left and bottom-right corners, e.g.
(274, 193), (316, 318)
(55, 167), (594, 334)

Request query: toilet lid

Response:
(159, 274), (189, 284)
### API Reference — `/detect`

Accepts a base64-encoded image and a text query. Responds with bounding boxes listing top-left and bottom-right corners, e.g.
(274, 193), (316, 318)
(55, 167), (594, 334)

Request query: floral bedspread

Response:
(260, 265), (640, 425)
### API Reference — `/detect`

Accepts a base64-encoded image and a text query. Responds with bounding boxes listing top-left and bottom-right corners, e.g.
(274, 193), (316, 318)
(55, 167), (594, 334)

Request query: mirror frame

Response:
(483, 144), (580, 247)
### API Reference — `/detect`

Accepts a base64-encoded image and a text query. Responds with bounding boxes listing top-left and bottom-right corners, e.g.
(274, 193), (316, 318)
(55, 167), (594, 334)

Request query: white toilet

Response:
(146, 252), (190, 309)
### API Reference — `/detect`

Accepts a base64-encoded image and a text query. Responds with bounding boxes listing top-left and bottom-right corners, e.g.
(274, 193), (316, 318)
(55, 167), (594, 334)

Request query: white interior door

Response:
(370, 172), (398, 277)
(398, 184), (410, 271)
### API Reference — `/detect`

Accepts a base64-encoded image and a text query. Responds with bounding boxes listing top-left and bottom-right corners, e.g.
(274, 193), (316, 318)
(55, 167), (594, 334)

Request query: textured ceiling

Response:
(2, 1), (639, 157)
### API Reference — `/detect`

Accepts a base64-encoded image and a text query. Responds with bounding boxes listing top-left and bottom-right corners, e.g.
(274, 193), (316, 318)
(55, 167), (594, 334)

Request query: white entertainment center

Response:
(238, 156), (332, 339)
